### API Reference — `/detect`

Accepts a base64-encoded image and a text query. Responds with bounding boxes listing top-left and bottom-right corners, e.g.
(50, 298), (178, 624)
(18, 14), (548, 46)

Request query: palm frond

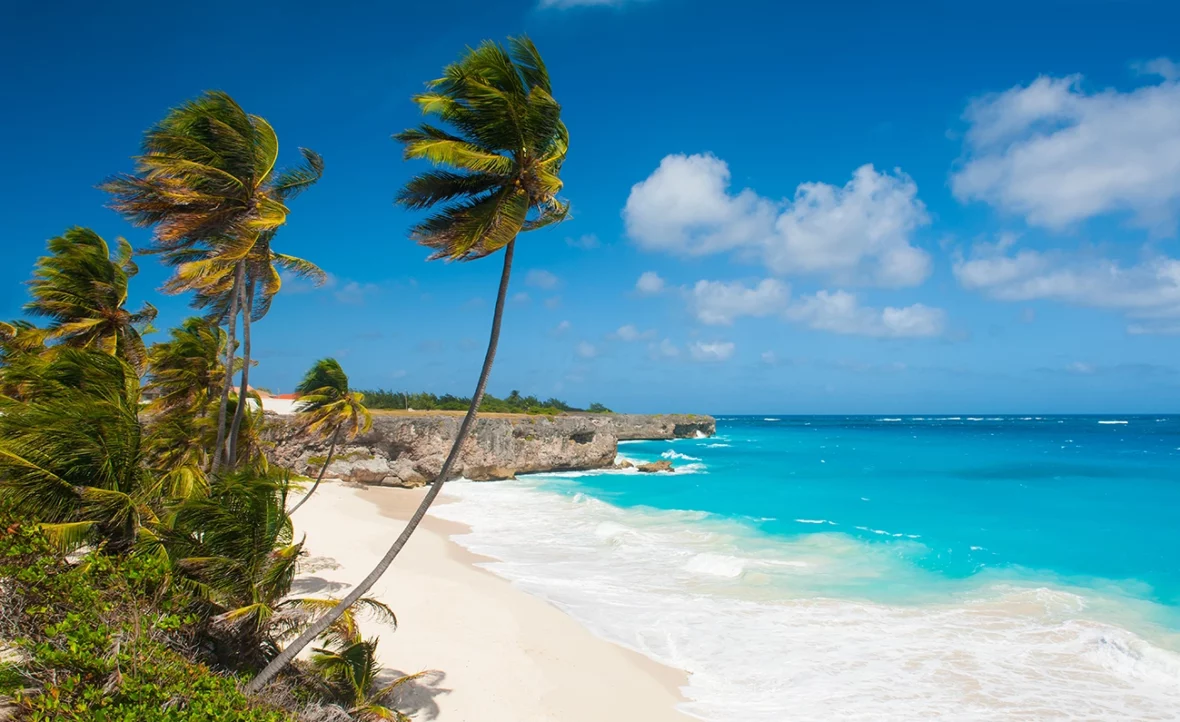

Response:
(395, 36), (569, 263)
(271, 148), (324, 200)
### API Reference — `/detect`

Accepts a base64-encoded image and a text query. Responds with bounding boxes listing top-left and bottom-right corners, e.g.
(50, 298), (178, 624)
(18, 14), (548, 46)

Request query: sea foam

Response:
(431, 479), (1180, 721)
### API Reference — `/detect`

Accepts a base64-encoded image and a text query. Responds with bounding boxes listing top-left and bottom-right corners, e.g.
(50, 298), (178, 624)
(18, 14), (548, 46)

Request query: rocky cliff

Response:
(265, 412), (714, 487)
(606, 413), (716, 440)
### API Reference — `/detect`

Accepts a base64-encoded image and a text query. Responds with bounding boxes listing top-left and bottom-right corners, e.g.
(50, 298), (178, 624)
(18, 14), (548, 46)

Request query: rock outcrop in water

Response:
(636, 460), (674, 473)
(265, 412), (713, 487)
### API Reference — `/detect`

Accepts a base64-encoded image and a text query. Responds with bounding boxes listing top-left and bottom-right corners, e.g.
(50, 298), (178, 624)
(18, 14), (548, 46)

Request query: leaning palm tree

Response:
(287, 358), (372, 515)
(247, 34), (569, 691)
(104, 91), (325, 471)
(25, 228), (158, 374)
(228, 233), (328, 467)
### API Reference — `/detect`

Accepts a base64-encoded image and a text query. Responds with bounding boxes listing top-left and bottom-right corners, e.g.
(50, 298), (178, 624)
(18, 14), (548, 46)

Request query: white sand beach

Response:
(291, 480), (693, 722)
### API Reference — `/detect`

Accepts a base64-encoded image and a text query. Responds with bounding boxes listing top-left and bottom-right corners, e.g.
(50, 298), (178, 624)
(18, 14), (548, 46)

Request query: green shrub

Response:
(0, 520), (294, 721)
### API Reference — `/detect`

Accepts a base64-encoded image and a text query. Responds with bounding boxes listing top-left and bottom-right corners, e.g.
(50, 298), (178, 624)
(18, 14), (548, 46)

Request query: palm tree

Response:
(287, 358), (373, 515)
(104, 91), (325, 471)
(144, 316), (226, 417)
(0, 350), (158, 553)
(310, 635), (422, 722)
(247, 34), (569, 692)
(227, 232), (328, 467)
(178, 239), (328, 468)
(150, 468), (395, 669)
(0, 321), (49, 397)
(24, 228), (158, 374)
(142, 317), (227, 498)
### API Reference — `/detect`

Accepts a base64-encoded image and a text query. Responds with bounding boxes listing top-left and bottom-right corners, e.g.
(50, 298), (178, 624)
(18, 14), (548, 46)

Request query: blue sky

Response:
(3, 0), (1179, 414)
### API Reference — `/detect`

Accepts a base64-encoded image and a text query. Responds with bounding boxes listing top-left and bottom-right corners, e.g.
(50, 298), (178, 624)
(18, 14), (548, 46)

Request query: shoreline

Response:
(292, 480), (694, 722)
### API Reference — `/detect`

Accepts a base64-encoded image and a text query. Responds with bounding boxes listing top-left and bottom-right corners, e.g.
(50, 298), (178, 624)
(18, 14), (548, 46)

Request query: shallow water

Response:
(431, 416), (1180, 720)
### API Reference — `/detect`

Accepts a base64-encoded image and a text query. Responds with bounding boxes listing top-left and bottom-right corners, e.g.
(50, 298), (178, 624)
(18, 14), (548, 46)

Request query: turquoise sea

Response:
(432, 416), (1180, 720)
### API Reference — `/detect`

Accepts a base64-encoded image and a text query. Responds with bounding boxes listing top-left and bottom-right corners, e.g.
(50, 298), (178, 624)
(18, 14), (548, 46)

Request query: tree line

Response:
(360, 389), (612, 414)
(0, 35), (568, 719)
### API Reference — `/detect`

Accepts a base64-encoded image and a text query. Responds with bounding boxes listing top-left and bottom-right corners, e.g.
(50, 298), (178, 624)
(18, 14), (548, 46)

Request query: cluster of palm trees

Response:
(0, 34), (569, 706)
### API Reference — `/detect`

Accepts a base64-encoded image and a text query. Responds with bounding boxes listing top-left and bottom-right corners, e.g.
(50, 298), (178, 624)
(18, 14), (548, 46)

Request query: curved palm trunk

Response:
(287, 424), (341, 516)
(212, 261), (244, 473)
(246, 240), (516, 693)
(227, 276), (255, 466)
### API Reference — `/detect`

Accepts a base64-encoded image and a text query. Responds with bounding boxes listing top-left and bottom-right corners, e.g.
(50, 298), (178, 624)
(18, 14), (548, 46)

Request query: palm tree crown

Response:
(394, 35), (569, 260)
(0, 350), (157, 552)
(144, 316), (226, 416)
(102, 91), (320, 258)
(295, 358), (373, 439)
(104, 90), (326, 472)
(25, 227), (158, 373)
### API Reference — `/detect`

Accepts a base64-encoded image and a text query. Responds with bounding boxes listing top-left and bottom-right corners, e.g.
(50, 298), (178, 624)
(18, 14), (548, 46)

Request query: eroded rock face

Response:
(265, 412), (714, 485)
(608, 414), (716, 440)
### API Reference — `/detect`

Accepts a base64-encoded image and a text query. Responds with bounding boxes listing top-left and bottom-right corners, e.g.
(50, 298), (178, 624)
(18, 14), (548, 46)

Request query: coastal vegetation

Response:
(0, 33), (569, 717)
(360, 389), (611, 415)
(0, 94), (400, 718)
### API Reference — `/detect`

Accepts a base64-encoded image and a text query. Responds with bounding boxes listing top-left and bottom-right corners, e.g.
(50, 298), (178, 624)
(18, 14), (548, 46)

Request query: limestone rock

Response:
(379, 458), (428, 488)
(636, 460), (674, 473)
(465, 465), (517, 481)
(263, 412), (713, 485)
(323, 454), (388, 484)
(614, 459), (634, 469)
(608, 414), (716, 440)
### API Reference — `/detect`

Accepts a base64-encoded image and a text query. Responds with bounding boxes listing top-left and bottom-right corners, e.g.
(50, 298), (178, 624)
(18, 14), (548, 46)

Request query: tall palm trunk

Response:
(212, 261), (244, 473)
(246, 240), (516, 693)
(227, 276), (255, 465)
(287, 424), (341, 516)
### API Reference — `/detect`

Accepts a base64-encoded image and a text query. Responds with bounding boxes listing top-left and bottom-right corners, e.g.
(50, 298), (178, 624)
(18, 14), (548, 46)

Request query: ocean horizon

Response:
(432, 414), (1180, 720)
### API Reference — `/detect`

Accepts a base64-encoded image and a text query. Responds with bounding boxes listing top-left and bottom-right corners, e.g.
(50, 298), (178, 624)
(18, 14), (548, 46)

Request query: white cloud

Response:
(544, 296), (562, 309)
(553, 320), (571, 335)
(635, 271), (665, 295)
(334, 280), (379, 305)
(951, 65), (1180, 231)
(650, 338), (680, 359)
(689, 341), (735, 362)
(566, 233), (601, 249)
(952, 238), (1180, 332)
(526, 269), (561, 289)
(624, 155), (931, 286)
(691, 278), (789, 325)
(785, 290), (946, 338)
(511, 292), (531, 304)
(1066, 362), (1096, 374)
(613, 324), (655, 341)
(576, 341), (597, 358)
(761, 351), (779, 365)
(1134, 57), (1179, 82)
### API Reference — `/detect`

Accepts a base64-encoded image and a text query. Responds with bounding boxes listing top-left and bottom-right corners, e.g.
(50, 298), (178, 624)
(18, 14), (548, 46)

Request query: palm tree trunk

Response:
(227, 275), (255, 466)
(212, 261), (244, 473)
(287, 424), (341, 516)
(245, 239), (516, 693)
